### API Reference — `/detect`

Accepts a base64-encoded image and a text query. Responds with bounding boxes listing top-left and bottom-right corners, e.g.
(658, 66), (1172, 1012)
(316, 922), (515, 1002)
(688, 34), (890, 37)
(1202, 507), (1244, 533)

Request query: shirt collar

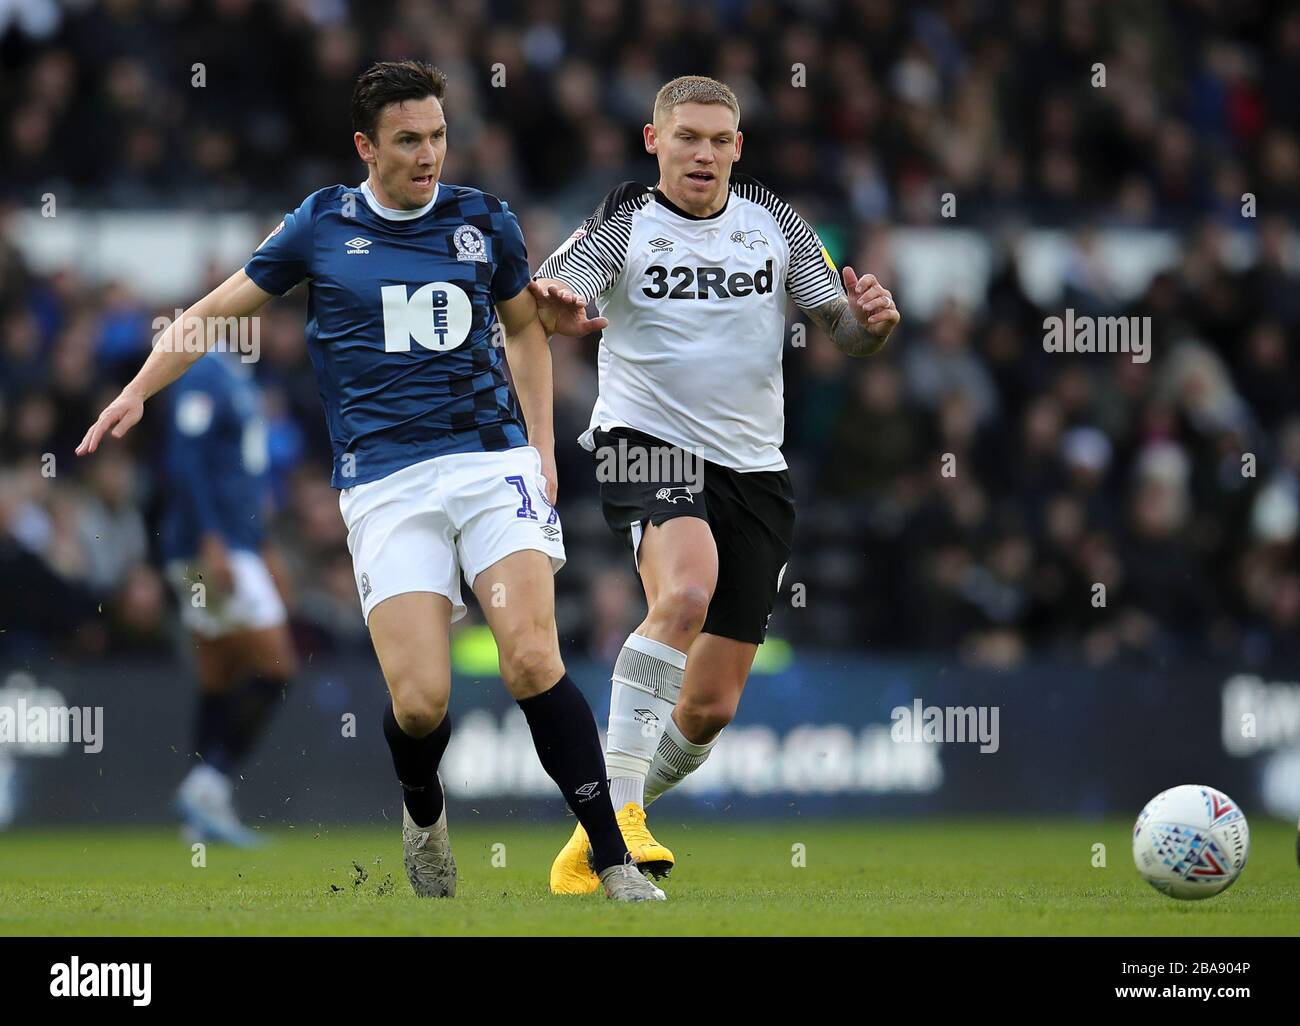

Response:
(652, 187), (729, 221)
(360, 179), (440, 220)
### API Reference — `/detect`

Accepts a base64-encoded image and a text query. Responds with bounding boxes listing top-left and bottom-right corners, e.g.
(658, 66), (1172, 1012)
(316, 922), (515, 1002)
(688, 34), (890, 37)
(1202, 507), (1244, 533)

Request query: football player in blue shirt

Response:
(160, 351), (297, 847)
(78, 60), (663, 902)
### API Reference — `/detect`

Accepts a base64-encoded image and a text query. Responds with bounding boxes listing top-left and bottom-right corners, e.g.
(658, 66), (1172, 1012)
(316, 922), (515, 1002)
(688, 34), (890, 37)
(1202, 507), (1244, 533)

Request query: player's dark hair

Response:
(351, 60), (447, 140)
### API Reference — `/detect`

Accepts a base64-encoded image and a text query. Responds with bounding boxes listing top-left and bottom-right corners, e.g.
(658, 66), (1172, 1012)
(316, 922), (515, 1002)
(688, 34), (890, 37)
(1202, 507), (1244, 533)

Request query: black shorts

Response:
(591, 426), (795, 645)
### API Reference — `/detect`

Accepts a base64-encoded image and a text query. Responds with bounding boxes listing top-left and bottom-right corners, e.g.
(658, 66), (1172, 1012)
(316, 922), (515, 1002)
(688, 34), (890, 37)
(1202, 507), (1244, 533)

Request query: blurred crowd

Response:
(5, 0), (1300, 224)
(2, 0), (1299, 671)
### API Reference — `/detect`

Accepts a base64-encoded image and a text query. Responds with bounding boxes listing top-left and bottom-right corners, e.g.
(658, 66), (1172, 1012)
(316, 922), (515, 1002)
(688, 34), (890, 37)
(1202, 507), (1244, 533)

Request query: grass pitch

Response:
(1, 817), (1297, 936)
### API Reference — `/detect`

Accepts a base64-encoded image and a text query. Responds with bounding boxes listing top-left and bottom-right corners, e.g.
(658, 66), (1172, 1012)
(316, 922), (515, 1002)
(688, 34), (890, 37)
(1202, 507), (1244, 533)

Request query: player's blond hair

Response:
(652, 76), (740, 127)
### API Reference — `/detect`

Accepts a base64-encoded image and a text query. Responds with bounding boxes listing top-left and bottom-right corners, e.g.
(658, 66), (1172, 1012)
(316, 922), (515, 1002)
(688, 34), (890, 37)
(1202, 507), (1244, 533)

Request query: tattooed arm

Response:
(807, 267), (900, 357)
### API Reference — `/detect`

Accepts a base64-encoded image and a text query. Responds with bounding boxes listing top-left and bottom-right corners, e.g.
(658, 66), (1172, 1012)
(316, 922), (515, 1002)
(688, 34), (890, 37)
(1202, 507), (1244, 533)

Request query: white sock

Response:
(605, 634), (686, 809)
(645, 714), (717, 806)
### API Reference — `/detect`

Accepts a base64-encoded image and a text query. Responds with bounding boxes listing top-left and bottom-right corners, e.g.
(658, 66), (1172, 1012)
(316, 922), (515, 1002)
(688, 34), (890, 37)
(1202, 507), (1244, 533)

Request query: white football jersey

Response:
(535, 176), (845, 472)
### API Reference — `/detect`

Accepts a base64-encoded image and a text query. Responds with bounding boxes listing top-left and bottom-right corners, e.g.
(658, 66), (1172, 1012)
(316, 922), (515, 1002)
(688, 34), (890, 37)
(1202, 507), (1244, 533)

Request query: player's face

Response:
(356, 96), (447, 209)
(646, 102), (743, 216)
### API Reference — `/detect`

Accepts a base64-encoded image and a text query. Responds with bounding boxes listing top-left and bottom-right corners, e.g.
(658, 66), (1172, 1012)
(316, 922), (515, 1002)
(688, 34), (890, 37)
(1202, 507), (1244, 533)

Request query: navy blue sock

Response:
(382, 702), (450, 828)
(517, 674), (627, 873)
(194, 691), (236, 775)
(224, 674), (290, 765)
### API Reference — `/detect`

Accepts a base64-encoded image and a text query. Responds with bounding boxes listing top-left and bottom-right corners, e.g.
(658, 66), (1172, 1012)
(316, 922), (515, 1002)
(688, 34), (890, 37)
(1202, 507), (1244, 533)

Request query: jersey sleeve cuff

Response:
(242, 262), (298, 298)
(531, 270), (600, 300)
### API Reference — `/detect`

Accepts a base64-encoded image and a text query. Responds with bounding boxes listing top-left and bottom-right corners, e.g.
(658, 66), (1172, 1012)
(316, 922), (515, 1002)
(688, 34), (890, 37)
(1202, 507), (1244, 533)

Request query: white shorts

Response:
(339, 446), (566, 624)
(166, 549), (288, 639)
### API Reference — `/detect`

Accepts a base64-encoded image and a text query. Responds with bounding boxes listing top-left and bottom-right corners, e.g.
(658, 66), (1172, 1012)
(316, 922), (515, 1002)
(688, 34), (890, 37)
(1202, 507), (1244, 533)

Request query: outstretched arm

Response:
(805, 267), (900, 358)
(77, 269), (274, 455)
(527, 279), (609, 337)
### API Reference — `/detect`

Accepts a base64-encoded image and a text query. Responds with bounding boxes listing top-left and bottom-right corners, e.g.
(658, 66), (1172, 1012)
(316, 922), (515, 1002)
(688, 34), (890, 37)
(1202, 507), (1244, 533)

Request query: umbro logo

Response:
(649, 237), (674, 252)
(574, 780), (601, 802)
(634, 708), (659, 726)
(541, 524), (560, 539)
(345, 237), (371, 254)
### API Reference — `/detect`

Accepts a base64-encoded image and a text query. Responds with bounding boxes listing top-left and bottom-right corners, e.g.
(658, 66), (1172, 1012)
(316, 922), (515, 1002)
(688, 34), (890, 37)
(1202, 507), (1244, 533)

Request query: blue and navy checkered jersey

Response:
(244, 182), (532, 488)
(160, 354), (270, 560)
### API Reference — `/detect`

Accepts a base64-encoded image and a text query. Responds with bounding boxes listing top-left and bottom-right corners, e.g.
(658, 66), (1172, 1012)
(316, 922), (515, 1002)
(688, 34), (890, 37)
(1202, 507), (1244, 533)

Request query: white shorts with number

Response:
(339, 446), (566, 625)
(166, 549), (288, 639)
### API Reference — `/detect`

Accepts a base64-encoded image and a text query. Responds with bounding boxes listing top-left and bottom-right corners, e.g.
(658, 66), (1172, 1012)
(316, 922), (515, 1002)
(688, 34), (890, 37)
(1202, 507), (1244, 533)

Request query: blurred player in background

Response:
(161, 348), (297, 847)
(78, 60), (662, 902)
(534, 76), (902, 892)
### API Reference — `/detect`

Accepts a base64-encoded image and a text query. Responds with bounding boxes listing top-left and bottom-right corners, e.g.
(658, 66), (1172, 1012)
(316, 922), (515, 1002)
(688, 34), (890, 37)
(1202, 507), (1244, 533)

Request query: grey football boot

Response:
(598, 857), (667, 902)
(401, 778), (457, 898)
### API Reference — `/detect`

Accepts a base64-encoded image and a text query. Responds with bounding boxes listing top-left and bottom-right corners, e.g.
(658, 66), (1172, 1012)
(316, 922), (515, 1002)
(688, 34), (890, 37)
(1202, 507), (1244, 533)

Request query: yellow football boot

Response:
(549, 802), (676, 894)
(616, 802), (674, 880)
(549, 821), (600, 895)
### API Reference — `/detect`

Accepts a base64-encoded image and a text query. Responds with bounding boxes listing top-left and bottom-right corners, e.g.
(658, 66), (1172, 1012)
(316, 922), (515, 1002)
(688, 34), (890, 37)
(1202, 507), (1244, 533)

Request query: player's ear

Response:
(643, 123), (657, 155)
(734, 129), (742, 162)
(354, 131), (376, 166)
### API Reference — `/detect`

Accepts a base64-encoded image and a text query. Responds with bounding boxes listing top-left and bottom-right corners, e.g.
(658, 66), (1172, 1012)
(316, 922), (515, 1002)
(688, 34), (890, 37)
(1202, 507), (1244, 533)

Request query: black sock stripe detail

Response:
(612, 645), (683, 700)
(655, 730), (711, 776)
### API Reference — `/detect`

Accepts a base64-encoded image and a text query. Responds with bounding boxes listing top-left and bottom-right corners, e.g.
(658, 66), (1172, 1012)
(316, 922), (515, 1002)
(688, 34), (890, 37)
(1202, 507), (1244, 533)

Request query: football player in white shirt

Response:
(532, 76), (901, 892)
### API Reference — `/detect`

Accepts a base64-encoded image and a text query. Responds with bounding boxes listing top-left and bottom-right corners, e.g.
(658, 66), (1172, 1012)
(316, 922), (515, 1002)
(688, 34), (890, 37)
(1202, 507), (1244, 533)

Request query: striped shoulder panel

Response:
(730, 174), (844, 308)
(730, 174), (819, 253)
(534, 182), (653, 297)
(593, 181), (653, 227)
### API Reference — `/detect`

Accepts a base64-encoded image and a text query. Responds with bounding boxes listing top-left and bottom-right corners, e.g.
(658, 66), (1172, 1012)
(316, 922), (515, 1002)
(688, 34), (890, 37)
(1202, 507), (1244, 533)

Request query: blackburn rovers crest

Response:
(454, 224), (487, 263)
